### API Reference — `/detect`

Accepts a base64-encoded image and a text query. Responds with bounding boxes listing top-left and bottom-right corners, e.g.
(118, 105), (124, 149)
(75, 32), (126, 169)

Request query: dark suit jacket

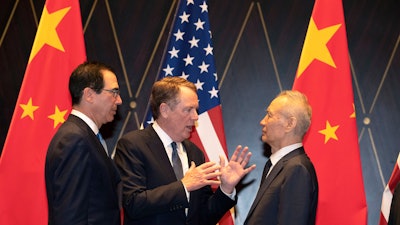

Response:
(114, 125), (236, 225)
(244, 147), (318, 225)
(45, 115), (121, 225)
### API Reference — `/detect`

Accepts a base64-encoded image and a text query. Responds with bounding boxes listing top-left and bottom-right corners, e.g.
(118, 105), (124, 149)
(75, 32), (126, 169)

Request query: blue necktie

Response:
(97, 132), (110, 157)
(171, 142), (183, 180)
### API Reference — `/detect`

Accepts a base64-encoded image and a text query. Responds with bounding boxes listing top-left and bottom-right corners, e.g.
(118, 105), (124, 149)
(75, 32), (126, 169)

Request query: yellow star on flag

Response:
(48, 105), (68, 128)
(20, 98), (39, 120)
(350, 103), (356, 118)
(296, 18), (341, 78)
(28, 6), (71, 63)
(319, 120), (339, 144)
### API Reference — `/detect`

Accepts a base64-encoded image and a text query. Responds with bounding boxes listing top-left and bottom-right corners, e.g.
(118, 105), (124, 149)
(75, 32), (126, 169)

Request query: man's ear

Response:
(285, 116), (297, 132)
(159, 102), (169, 118)
(82, 87), (95, 103)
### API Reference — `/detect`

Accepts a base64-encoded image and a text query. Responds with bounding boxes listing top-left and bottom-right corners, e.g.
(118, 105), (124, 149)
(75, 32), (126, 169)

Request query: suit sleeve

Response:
(183, 140), (237, 225)
(46, 133), (92, 225)
(114, 134), (189, 219)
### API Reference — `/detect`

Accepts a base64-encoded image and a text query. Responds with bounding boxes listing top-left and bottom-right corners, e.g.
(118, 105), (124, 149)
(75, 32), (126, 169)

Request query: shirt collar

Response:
(152, 121), (174, 148)
(269, 143), (303, 166)
(71, 109), (99, 135)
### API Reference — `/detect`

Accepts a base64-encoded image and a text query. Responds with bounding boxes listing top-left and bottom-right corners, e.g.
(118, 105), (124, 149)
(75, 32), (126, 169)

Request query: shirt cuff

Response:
(220, 187), (236, 200)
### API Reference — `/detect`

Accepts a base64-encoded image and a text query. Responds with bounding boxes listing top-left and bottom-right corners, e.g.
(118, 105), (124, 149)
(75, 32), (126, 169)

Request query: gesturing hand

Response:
(181, 161), (222, 192)
(220, 145), (256, 194)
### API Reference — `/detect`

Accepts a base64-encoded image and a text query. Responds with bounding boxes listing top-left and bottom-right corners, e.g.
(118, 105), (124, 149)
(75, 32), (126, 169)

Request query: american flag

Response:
(143, 0), (234, 224)
(379, 153), (400, 225)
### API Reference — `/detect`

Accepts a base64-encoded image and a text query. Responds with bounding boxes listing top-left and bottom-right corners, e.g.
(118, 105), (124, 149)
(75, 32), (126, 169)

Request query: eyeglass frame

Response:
(102, 88), (120, 98)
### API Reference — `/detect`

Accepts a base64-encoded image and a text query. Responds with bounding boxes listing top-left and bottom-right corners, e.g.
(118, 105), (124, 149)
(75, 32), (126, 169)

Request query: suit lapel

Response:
(69, 115), (108, 157)
(145, 126), (179, 181)
(68, 114), (121, 188)
(246, 147), (305, 219)
(182, 140), (197, 168)
(246, 161), (284, 218)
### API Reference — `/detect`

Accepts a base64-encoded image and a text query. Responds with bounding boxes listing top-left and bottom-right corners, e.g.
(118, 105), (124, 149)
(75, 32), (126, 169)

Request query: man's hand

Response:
(181, 161), (222, 192)
(220, 145), (256, 194)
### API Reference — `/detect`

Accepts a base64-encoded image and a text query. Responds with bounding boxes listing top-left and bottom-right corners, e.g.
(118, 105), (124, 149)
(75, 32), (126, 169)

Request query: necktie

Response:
(248, 159), (273, 219)
(260, 159), (272, 187)
(171, 142), (183, 180)
(97, 132), (110, 157)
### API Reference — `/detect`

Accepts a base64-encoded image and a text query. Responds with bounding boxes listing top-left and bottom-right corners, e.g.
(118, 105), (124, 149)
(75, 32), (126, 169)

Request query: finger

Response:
(230, 145), (241, 162)
(202, 164), (221, 174)
(204, 171), (222, 180)
(244, 164), (257, 174)
(205, 179), (221, 186)
(237, 146), (249, 162)
(219, 155), (226, 167)
(189, 161), (196, 170)
(241, 151), (252, 167)
(197, 161), (216, 170)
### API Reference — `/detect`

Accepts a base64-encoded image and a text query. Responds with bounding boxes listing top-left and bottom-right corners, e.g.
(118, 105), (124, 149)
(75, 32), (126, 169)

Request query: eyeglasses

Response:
(102, 88), (120, 98)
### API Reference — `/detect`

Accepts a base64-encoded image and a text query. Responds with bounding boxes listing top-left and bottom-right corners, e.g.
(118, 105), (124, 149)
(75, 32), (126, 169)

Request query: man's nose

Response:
(115, 95), (122, 105)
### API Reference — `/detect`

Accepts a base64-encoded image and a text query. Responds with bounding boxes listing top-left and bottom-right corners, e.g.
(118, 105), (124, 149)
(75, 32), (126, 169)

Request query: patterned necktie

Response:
(171, 142), (183, 180)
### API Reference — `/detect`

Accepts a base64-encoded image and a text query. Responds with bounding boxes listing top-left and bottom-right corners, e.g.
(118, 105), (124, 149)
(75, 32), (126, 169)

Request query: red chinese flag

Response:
(292, 0), (367, 224)
(0, 0), (86, 224)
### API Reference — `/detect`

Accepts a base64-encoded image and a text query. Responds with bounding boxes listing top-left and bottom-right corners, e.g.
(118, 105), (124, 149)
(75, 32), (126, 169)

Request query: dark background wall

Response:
(1, 0), (399, 224)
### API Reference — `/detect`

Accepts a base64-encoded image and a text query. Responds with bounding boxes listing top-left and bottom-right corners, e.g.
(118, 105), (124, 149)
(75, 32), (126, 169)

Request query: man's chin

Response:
(261, 136), (267, 143)
(183, 132), (192, 140)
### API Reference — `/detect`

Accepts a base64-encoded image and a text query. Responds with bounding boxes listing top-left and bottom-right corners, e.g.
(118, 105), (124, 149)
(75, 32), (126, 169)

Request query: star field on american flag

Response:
(145, 0), (220, 125)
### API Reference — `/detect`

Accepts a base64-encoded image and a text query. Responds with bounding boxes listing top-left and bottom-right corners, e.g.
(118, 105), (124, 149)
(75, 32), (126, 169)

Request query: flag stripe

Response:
(207, 105), (228, 152)
(388, 161), (400, 191)
(379, 153), (400, 224)
(197, 110), (227, 164)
